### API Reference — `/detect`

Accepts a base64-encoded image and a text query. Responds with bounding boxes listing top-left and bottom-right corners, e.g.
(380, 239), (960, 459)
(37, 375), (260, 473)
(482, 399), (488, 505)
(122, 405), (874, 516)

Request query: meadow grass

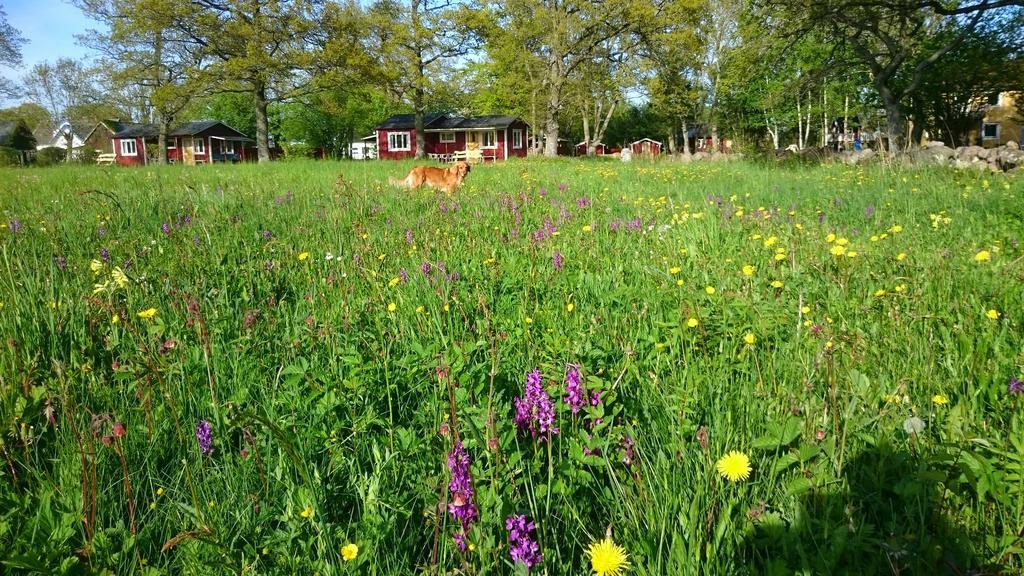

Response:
(0, 158), (1022, 575)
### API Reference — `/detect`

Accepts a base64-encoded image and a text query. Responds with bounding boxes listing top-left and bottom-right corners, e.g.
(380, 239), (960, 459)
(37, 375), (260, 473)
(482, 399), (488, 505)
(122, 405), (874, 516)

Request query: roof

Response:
(577, 141), (606, 146)
(170, 120), (250, 138)
(632, 138), (662, 145)
(376, 113), (527, 131)
(112, 123), (159, 138)
(375, 113), (445, 130)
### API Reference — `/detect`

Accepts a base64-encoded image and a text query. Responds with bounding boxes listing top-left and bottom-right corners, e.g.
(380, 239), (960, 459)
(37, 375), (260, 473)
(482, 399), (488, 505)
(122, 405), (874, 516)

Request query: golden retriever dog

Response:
(389, 161), (471, 195)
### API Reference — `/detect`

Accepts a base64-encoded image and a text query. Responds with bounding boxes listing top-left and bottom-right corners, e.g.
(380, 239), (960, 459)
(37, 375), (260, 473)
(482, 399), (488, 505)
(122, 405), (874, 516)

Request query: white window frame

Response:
(439, 132), (456, 143)
(480, 130), (497, 149)
(982, 122), (1000, 140)
(193, 138), (205, 154)
(167, 139), (176, 149)
(388, 131), (411, 151)
(512, 129), (523, 149)
(119, 138), (137, 156)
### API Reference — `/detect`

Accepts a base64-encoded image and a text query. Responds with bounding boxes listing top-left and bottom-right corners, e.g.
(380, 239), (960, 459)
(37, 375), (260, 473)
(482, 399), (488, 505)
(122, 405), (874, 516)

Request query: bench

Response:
(96, 153), (116, 166)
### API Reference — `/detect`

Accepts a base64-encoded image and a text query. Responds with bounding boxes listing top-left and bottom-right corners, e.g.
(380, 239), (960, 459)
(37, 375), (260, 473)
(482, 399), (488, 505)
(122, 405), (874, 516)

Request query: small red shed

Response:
(630, 138), (662, 156)
(575, 141), (607, 156)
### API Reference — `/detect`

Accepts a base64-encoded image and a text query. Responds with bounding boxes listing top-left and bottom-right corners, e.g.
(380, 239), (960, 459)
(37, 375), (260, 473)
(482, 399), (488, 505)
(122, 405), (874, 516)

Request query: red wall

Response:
(115, 137), (147, 166)
(378, 129), (418, 160)
(425, 132), (466, 155)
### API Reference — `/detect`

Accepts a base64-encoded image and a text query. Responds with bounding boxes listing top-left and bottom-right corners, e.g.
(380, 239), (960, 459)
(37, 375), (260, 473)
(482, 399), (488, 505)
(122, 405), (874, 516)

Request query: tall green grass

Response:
(0, 158), (1022, 575)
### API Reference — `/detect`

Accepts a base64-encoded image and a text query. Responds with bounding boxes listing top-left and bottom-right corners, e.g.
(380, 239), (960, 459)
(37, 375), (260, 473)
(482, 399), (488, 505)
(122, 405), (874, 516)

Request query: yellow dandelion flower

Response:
(742, 265), (755, 276)
(974, 250), (990, 262)
(582, 224), (592, 232)
(896, 252), (907, 261)
(801, 305), (810, 314)
(705, 286), (716, 295)
(986, 309), (1000, 320)
(341, 543), (359, 561)
(387, 302), (396, 312)
(687, 317), (699, 328)
(300, 506), (314, 519)
(388, 277), (400, 287)
(676, 279), (684, 286)
(586, 537), (630, 576)
(836, 238), (849, 246)
(873, 289), (886, 297)
(870, 235), (880, 242)
(846, 251), (858, 258)
(156, 487), (165, 496)
(770, 280), (783, 289)
(830, 245), (846, 257)
(525, 316), (533, 324)
(416, 305), (425, 313)
(567, 302), (575, 312)
(743, 333), (755, 345)
(894, 284), (906, 293)
(932, 394), (948, 406)
(137, 308), (157, 319)
(774, 253), (786, 261)
(297, 252), (310, 261)
(112, 314), (119, 324)
(889, 225), (903, 233)
(716, 450), (752, 482)
(826, 233), (836, 243)
(669, 267), (681, 275)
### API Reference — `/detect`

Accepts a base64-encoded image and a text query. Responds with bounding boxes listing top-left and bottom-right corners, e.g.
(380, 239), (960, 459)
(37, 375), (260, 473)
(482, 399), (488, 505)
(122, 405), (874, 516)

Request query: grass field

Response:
(1, 158), (1022, 575)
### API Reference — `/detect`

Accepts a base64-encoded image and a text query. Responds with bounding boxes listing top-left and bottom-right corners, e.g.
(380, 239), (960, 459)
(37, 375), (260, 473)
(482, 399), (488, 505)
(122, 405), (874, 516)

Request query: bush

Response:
(35, 147), (67, 166)
(281, 142), (315, 160)
(78, 147), (99, 165)
(0, 146), (23, 166)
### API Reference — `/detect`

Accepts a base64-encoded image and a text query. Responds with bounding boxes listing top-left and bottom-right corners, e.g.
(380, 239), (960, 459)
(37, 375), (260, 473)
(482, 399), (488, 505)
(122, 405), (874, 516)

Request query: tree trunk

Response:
(157, 125), (167, 165)
(681, 121), (691, 155)
(667, 130), (677, 155)
(582, 100), (591, 156)
(254, 82), (271, 163)
(876, 82), (904, 152)
(797, 91), (803, 150)
(414, 86), (426, 161)
(711, 123), (719, 153)
(65, 131), (73, 163)
(543, 73), (562, 157)
(591, 99), (616, 155)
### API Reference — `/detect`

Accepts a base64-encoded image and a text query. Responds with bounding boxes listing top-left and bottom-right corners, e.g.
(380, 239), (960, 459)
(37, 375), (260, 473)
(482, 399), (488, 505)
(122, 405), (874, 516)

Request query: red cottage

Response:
(630, 138), (662, 156)
(575, 141), (607, 156)
(375, 114), (530, 161)
(167, 121), (256, 165)
(111, 121), (256, 166)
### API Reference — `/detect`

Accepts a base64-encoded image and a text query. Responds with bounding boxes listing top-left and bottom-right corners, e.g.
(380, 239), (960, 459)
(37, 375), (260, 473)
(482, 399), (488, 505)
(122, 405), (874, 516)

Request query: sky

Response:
(2, 0), (98, 105)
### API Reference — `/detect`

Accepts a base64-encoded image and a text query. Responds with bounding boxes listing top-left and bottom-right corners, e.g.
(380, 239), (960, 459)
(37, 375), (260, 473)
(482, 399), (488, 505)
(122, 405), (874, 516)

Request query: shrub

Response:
(35, 147), (67, 166)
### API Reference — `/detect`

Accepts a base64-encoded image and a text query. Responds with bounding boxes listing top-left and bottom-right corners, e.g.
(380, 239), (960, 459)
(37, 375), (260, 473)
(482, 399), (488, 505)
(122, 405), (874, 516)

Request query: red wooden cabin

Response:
(111, 121), (256, 166)
(630, 138), (663, 156)
(375, 114), (530, 161)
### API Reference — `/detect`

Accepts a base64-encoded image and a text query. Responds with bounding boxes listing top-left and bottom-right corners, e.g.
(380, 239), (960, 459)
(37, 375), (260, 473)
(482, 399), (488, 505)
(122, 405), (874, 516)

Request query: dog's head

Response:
(453, 161), (471, 179)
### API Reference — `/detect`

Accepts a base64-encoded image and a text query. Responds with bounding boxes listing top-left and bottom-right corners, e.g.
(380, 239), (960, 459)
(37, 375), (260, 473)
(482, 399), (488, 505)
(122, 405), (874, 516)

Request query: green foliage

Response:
(35, 147), (66, 166)
(0, 159), (1022, 575)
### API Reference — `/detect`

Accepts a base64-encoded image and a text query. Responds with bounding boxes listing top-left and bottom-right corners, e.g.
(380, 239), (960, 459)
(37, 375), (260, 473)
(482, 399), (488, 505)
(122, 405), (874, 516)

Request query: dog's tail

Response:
(388, 176), (406, 188)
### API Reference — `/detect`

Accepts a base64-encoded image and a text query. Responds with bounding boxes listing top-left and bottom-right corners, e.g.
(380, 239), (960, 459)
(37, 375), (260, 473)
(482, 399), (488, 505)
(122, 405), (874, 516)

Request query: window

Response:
(167, 140), (176, 149)
(512, 129), (523, 149)
(193, 138), (205, 154)
(222, 140), (235, 154)
(439, 132), (456, 143)
(481, 130), (496, 148)
(388, 131), (411, 151)
(119, 139), (137, 156)
(982, 123), (1000, 140)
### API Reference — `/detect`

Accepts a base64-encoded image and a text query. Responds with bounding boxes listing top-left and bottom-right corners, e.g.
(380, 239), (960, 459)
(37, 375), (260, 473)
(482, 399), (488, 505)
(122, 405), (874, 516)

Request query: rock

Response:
(995, 148), (1024, 171)
(911, 145), (954, 165)
(1005, 141), (1019, 150)
(619, 148), (633, 162)
(925, 140), (946, 148)
(956, 145), (985, 161)
(692, 151), (709, 161)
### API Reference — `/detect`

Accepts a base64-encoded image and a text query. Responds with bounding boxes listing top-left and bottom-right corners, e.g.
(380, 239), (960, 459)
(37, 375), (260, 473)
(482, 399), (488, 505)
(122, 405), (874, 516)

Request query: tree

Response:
(364, 0), (479, 159)
(0, 5), (25, 99)
(758, 0), (1022, 150)
(169, 0), (322, 162)
(75, 0), (202, 164)
(0, 102), (52, 132)
(22, 59), (103, 159)
(485, 0), (665, 157)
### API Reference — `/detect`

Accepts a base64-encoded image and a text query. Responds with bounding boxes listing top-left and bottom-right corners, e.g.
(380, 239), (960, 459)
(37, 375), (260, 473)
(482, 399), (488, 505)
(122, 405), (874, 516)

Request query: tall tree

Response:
(22, 59), (102, 159)
(486, 0), (664, 157)
(0, 5), (24, 99)
(759, 0), (1022, 150)
(170, 0), (322, 162)
(0, 102), (52, 132)
(365, 0), (479, 159)
(76, 0), (202, 164)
